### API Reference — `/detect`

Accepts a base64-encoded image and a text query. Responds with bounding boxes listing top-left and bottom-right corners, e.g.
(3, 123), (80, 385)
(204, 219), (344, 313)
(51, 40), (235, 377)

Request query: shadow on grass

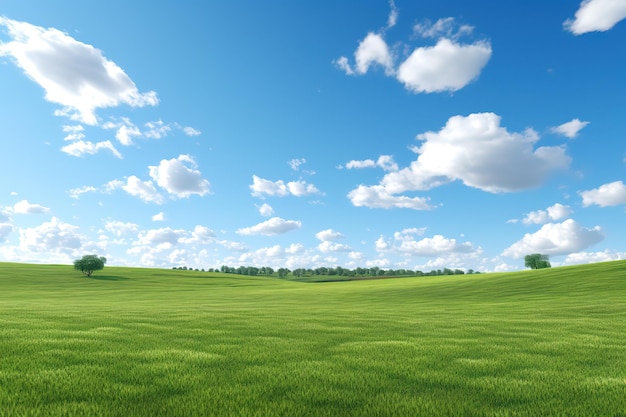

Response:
(88, 275), (130, 281)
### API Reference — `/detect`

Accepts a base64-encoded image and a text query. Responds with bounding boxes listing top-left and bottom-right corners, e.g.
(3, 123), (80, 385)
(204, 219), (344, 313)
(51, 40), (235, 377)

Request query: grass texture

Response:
(0, 261), (625, 416)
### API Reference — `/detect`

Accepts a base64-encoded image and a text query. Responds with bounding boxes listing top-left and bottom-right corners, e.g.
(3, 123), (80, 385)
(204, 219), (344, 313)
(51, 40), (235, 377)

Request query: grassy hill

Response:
(1, 261), (625, 416)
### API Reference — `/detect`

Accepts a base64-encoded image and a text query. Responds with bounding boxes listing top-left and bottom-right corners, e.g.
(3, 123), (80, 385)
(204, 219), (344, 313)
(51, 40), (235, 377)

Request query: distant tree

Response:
(524, 254), (551, 269)
(74, 255), (106, 277)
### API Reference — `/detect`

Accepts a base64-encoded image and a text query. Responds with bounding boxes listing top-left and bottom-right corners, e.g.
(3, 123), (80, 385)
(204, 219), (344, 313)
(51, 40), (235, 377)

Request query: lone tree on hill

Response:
(74, 255), (107, 277)
(524, 253), (551, 269)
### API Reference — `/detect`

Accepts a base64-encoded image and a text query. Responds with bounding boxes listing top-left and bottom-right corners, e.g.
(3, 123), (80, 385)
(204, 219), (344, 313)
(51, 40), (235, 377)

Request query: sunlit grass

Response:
(1, 261), (625, 416)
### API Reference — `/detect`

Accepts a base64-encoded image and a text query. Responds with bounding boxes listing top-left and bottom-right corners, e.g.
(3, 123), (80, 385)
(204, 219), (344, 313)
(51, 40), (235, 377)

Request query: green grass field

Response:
(1, 261), (625, 416)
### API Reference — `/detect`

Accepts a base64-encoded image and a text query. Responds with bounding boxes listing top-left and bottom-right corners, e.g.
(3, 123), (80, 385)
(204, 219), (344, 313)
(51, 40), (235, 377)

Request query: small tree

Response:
(74, 255), (107, 277)
(524, 253), (551, 269)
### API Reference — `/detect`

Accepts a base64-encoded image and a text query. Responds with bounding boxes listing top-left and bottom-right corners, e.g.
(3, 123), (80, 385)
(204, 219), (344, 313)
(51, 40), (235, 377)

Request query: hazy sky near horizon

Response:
(1, 0), (625, 272)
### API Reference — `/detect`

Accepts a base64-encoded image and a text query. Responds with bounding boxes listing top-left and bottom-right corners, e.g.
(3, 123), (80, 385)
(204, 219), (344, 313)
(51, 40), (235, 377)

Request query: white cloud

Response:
(238, 245), (284, 264)
(348, 185), (432, 210)
(334, 56), (355, 75)
(349, 251), (364, 260)
(135, 227), (186, 247)
(366, 258), (390, 268)
(152, 212), (165, 222)
(62, 124), (85, 141)
(144, 120), (171, 139)
(563, 250), (626, 265)
(335, 12), (490, 94)
(355, 32), (394, 75)
(289, 158), (306, 171)
(13, 200), (50, 214)
(315, 229), (345, 242)
(522, 203), (573, 225)
(413, 17), (474, 39)
(394, 227), (428, 240)
(105, 221), (138, 237)
(183, 126), (201, 136)
(180, 225), (216, 244)
(148, 154), (211, 198)
(580, 181), (626, 207)
(348, 113), (571, 210)
(121, 176), (165, 204)
(396, 38), (491, 93)
(318, 241), (352, 253)
(236, 217), (302, 236)
(250, 175), (320, 197)
(551, 118), (590, 138)
(19, 217), (85, 255)
(502, 219), (604, 258)
(565, 0), (626, 34)
(285, 243), (305, 254)
(258, 203), (274, 217)
(0, 17), (158, 125)
(346, 155), (398, 171)
(387, 0), (399, 29)
(111, 118), (142, 145)
(287, 180), (321, 197)
(68, 186), (97, 199)
(61, 140), (122, 158)
(346, 159), (376, 169)
(396, 235), (478, 257)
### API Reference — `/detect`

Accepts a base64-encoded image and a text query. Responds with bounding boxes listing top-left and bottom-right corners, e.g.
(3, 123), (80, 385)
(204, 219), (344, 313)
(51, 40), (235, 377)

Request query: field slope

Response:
(1, 261), (625, 416)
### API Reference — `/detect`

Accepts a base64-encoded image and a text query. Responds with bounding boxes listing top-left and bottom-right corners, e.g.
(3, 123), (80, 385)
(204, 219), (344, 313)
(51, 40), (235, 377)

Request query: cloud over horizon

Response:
(348, 113), (571, 209)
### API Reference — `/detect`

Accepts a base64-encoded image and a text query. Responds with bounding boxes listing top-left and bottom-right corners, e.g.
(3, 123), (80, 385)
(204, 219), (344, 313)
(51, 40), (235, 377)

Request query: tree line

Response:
(172, 265), (482, 278)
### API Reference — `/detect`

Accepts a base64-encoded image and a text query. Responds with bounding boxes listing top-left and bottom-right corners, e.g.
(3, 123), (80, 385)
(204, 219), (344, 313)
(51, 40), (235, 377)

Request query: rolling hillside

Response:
(1, 261), (625, 416)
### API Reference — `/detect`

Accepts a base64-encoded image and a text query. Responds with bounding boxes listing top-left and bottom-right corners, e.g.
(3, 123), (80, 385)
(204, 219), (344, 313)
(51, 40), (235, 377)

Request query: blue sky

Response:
(1, 0), (625, 272)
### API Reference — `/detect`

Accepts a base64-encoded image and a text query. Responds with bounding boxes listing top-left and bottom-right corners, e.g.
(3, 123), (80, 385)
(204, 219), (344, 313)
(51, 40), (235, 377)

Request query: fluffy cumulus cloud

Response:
(565, 0), (626, 34)
(236, 217), (302, 236)
(355, 32), (395, 75)
(522, 203), (573, 225)
(551, 118), (590, 138)
(257, 203), (274, 217)
(318, 241), (352, 253)
(374, 229), (481, 261)
(502, 219), (604, 258)
(0, 17), (158, 125)
(136, 227), (185, 246)
(580, 180), (626, 207)
(148, 155), (210, 198)
(315, 229), (345, 242)
(152, 212), (165, 222)
(105, 221), (139, 237)
(120, 176), (165, 204)
(180, 225), (217, 245)
(348, 113), (571, 210)
(19, 217), (86, 257)
(563, 250), (626, 265)
(348, 185), (431, 210)
(334, 12), (491, 94)
(396, 235), (478, 257)
(250, 176), (320, 198)
(396, 39), (491, 93)
(13, 200), (50, 214)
